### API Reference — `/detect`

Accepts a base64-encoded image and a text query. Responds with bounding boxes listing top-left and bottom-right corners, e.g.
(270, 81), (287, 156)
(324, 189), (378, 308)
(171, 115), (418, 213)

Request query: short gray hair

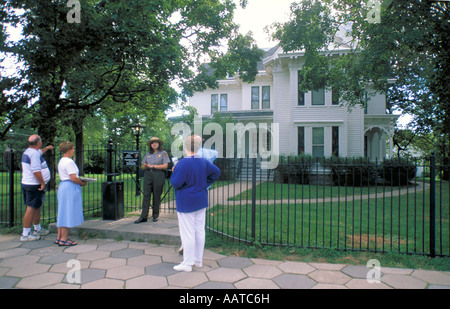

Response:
(28, 135), (41, 146)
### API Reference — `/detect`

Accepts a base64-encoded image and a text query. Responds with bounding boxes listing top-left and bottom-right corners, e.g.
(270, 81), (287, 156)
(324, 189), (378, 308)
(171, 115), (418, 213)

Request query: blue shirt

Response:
(170, 156), (220, 213)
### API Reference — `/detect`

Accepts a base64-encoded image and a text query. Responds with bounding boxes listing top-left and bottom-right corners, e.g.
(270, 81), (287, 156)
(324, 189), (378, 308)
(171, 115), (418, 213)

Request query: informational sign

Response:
(123, 151), (140, 167)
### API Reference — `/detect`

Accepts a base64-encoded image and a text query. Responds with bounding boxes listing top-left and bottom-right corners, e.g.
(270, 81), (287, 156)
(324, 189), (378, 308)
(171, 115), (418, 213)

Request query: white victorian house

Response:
(188, 45), (399, 161)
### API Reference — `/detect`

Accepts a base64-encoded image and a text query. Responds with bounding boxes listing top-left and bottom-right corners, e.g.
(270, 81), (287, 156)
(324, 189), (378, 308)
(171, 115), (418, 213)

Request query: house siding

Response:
(187, 46), (397, 160)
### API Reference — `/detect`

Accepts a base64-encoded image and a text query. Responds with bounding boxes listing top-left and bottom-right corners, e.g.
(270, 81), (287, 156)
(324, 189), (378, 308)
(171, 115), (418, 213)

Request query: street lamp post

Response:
(131, 124), (144, 196)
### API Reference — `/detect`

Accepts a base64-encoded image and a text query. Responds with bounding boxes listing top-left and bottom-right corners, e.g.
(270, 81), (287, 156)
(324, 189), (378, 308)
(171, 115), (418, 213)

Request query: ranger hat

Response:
(147, 137), (163, 147)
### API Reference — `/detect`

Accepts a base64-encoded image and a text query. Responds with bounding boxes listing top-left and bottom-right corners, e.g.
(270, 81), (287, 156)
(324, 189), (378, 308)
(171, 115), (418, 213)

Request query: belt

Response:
(146, 168), (163, 172)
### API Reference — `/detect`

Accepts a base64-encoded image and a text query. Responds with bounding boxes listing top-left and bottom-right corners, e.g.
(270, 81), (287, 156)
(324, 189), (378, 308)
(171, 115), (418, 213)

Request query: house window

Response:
(298, 71), (305, 106)
(220, 94), (228, 111)
(262, 86), (270, 109)
(251, 86), (259, 109)
(364, 91), (368, 114)
(332, 87), (339, 105)
(312, 127), (324, 158)
(211, 94), (218, 113)
(312, 88), (325, 105)
(332, 126), (339, 157)
(298, 127), (305, 154)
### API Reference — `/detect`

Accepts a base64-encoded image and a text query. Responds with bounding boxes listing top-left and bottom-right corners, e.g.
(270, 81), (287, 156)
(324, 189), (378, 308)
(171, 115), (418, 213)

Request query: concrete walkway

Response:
(1, 214), (449, 289)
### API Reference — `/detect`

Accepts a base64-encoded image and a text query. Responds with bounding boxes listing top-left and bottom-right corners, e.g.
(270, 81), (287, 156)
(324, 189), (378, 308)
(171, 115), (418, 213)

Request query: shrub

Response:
(273, 155), (312, 184)
(327, 157), (378, 187)
(439, 156), (449, 181)
(381, 158), (416, 186)
(84, 152), (105, 174)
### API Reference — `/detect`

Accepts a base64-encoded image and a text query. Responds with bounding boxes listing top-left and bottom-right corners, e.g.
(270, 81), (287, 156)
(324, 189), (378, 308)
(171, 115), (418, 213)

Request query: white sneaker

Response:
(20, 233), (40, 242)
(32, 228), (50, 237)
(194, 262), (203, 268)
(173, 263), (192, 272)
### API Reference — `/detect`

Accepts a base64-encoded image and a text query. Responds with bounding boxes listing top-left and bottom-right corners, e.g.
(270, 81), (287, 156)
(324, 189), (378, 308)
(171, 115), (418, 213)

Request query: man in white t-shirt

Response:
(20, 134), (53, 241)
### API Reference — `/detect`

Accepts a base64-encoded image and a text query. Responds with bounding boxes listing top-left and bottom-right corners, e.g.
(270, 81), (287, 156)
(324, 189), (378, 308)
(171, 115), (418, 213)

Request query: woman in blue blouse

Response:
(170, 135), (220, 272)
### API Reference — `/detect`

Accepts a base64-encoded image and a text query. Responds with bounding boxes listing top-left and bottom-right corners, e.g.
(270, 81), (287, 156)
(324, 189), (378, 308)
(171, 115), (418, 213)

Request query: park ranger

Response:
(135, 137), (170, 223)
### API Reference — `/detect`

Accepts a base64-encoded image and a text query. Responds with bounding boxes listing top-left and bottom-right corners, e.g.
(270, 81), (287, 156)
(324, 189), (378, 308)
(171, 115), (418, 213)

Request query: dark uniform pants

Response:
(140, 169), (165, 220)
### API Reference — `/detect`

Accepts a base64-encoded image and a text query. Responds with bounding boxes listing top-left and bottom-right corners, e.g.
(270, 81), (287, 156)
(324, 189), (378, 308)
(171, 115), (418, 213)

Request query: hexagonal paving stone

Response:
(90, 257), (126, 270)
(145, 262), (177, 277)
(217, 256), (253, 269)
(411, 270), (450, 286)
(38, 252), (77, 265)
(6, 263), (51, 278)
(234, 278), (280, 289)
(381, 274), (427, 289)
(106, 265), (145, 280)
(76, 250), (111, 262)
(341, 265), (370, 279)
(0, 276), (20, 289)
(0, 248), (30, 259)
(345, 278), (392, 289)
(75, 268), (106, 284)
(273, 274), (316, 289)
(207, 268), (247, 283)
(243, 264), (282, 279)
(16, 272), (65, 289)
(97, 242), (128, 252)
(126, 275), (168, 289)
(127, 255), (162, 267)
(309, 270), (351, 285)
(63, 244), (98, 254)
(194, 281), (236, 289)
(145, 246), (177, 256)
(111, 248), (144, 259)
(0, 255), (39, 268)
(81, 278), (124, 289)
(20, 239), (54, 250)
(167, 271), (208, 288)
(277, 261), (315, 274)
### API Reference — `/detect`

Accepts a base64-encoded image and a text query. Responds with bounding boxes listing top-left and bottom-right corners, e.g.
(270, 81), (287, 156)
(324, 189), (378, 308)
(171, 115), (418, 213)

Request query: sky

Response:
(233, 0), (294, 49)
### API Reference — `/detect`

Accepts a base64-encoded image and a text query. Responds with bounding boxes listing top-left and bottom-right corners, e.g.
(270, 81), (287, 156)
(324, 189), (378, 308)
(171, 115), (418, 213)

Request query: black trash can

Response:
(102, 181), (124, 220)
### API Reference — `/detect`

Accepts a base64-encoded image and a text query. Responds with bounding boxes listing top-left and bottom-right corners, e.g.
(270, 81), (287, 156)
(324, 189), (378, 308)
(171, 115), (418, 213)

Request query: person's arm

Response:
(69, 174), (87, 186)
(33, 171), (46, 191)
(149, 163), (168, 170)
(41, 145), (53, 154)
(206, 162), (220, 186)
(170, 162), (186, 189)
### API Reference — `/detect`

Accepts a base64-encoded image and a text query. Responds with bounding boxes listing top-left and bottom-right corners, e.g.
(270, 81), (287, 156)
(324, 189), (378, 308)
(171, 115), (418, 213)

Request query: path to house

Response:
(1, 181), (448, 290)
(208, 181), (431, 206)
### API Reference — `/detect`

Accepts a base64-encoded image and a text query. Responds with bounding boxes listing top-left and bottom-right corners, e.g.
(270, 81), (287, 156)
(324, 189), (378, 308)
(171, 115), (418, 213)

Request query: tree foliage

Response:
(0, 0), (263, 145)
(269, 0), (449, 152)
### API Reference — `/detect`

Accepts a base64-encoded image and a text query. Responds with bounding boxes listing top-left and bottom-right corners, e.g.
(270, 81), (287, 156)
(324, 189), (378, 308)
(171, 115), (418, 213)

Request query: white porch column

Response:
(388, 133), (394, 158)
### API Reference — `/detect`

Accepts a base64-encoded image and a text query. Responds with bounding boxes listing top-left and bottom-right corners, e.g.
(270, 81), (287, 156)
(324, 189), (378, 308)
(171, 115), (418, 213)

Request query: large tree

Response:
(0, 0), (261, 147)
(269, 0), (449, 154)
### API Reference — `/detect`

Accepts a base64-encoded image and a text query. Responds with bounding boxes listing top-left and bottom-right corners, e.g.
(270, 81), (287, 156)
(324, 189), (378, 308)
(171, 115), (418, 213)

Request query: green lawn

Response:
(229, 182), (389, 201)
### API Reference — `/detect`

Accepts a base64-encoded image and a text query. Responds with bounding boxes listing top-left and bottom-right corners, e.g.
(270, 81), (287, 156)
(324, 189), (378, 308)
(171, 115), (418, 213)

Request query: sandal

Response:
(58, 239), (77, 247)
(55, 239), (60, 245)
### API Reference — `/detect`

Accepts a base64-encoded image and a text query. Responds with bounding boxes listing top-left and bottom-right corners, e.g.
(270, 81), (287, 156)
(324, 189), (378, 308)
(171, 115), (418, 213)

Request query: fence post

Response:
(8, 147), (15, 228)
(429, 151), (436, 258)
(251, 157), (257, 241)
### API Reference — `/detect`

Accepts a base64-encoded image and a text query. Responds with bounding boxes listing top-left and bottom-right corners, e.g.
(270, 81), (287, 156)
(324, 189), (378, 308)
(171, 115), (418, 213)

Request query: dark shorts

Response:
(22, 184), (46, 209)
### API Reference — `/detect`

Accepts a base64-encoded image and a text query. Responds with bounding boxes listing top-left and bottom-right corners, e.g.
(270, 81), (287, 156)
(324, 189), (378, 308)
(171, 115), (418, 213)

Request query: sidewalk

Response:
(1, 215), (449, 289)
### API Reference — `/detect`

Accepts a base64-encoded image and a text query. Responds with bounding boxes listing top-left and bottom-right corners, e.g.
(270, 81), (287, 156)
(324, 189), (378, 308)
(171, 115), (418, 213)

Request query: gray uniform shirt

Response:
(142, 150), (170, 167)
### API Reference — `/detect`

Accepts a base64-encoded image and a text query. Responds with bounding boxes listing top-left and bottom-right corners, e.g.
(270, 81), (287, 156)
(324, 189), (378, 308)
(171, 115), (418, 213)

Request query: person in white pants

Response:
(170, 135), (220, 272)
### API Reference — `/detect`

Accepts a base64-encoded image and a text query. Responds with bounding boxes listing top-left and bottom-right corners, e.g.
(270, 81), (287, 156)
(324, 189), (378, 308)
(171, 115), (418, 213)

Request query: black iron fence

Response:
(0, 143), (176, 227)
(207, 155), (449, 257)
(1, 144), (449, 257)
